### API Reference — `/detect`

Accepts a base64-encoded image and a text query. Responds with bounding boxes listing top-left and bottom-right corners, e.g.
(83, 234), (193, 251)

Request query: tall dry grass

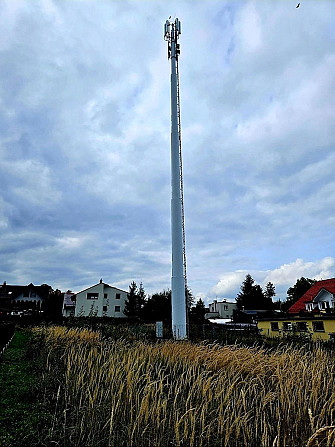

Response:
(32, 326), (335, 446)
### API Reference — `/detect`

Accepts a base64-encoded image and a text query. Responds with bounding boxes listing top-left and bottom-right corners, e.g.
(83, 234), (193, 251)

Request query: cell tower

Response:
(164, 18), (187, 340)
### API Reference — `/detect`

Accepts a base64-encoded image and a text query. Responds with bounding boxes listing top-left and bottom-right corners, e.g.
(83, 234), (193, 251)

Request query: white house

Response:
(305, 288), (335, 312)
(62, 291), (76, 317)
(74, 280), (127, 318)
(205, 299), (237, 320)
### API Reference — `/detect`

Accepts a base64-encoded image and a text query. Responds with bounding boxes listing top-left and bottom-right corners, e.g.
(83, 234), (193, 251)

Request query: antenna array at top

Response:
(164, 18), (181, 59)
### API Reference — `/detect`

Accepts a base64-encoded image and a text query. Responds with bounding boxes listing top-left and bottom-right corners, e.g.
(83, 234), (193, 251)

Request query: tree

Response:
(282, 277), (316, 312)
(137, 282), (146, 319)
(236, 274), (256, 310)
(124, 281), (139, 320)
(189, 298), (206, 324)
(186, 286), (195, 311)
(264, 282), (276, 301)
(43, 288), (63, 321)
(142, 290), (172, 323)
(236, 274), (274, 310)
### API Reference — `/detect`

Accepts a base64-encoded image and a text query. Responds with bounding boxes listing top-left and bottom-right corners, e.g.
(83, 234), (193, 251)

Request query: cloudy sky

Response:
(1, 0), (334, 303)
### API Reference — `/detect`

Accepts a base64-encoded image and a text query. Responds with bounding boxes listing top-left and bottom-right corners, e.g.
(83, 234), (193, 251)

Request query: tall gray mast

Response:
(164, 18), (187, 340)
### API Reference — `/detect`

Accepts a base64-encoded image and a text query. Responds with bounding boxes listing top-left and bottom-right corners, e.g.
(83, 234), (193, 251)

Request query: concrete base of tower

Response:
(172, 323), (187, 340)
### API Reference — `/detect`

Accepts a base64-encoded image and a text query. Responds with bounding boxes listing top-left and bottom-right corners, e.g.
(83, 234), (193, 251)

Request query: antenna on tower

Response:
(164, 18), (188, 340)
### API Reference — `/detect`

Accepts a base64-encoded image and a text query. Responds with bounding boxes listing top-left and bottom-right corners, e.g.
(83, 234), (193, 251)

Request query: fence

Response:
(0, 323), (15, 354)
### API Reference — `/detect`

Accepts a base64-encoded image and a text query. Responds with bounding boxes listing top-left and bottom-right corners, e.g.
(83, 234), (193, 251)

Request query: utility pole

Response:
(164, 18), (187, 340)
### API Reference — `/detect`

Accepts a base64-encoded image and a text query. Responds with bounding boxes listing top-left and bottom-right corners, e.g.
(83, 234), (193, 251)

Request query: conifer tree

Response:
(124, 281), (138, 319)
(137, 282), (146, 319)
(264, 281), (276, 301)
(236, 274), (255, 310)
(190, 298), (206, 324)
(236, 274), (274, 310)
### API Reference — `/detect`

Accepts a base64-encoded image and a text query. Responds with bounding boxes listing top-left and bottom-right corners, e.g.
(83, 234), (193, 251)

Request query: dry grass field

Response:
(31, 326), (335, 446)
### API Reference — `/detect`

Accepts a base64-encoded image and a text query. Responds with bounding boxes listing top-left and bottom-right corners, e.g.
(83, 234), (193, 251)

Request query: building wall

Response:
(75, 283), (127, 318)
(258, 318), (335, 341)
(208, 300), (237, 319)
(62, 292), (75, 317)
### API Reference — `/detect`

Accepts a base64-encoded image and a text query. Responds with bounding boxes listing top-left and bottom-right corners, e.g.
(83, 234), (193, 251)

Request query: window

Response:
(312, 321), (325, 332)
(30, 292), (36, 298)
(115, 305), (120, 312)
(224, 305), (228, 311)
(296, 322), (308, 332)
(282, 322), (293, 331)
(87, 293), (99, 300)
(104, 293), (108, 299)
(103, 305), (107, 312)
(271, 322), (279, 331)
(319, 302), (329, 310)
(115, 293), (121, 300)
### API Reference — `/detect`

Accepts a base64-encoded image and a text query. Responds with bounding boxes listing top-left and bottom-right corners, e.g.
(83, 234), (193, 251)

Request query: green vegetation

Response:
(0, 330), (51, 446)
(236, 274), (275, 310)
(282, 276), (316, 312)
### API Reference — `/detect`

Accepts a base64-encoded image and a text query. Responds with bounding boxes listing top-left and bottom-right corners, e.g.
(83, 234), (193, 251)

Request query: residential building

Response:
(258, 316), (335, 342)
(258, 278), (335, 342)
(288, 278), (335, 314)
(0, 281), (52, 312)
(74, 280), (127, 318)
(62, 291), (76, 317)
(205, 299), (237, 320)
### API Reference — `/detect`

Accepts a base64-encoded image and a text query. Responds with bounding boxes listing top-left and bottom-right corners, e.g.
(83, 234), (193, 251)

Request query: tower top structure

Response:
(164, 18), (181, 60)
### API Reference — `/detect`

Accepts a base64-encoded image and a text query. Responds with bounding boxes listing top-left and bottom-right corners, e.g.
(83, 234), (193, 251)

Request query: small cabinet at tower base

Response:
(156, 321), (163, 338)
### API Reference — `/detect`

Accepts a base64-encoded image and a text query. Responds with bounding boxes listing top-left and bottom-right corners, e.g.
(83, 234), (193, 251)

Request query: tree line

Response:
(1, 276), (316, 325)
(123, 281), (206, 324)
(124, 275), (317, 323)
(235, 274), (316, 312)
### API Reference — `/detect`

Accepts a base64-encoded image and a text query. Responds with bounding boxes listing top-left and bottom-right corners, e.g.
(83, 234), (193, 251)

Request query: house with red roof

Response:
(258, 278), (335, 342)
(288, 278), (335, 314)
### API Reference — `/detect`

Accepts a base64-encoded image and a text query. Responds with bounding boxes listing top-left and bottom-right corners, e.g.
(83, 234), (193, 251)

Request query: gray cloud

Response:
(0, 0), (334, 303)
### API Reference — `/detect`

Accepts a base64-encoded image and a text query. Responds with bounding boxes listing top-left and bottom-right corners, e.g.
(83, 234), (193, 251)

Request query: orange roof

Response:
(288, 278), (335, 313)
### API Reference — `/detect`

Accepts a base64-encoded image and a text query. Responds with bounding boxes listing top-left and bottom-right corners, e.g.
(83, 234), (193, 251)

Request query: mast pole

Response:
(164, 18), (187, 340)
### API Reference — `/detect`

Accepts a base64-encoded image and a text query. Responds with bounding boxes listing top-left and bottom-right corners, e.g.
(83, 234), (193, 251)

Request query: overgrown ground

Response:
(0, 330), (51, 446)
(1, 326), (335, 446)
